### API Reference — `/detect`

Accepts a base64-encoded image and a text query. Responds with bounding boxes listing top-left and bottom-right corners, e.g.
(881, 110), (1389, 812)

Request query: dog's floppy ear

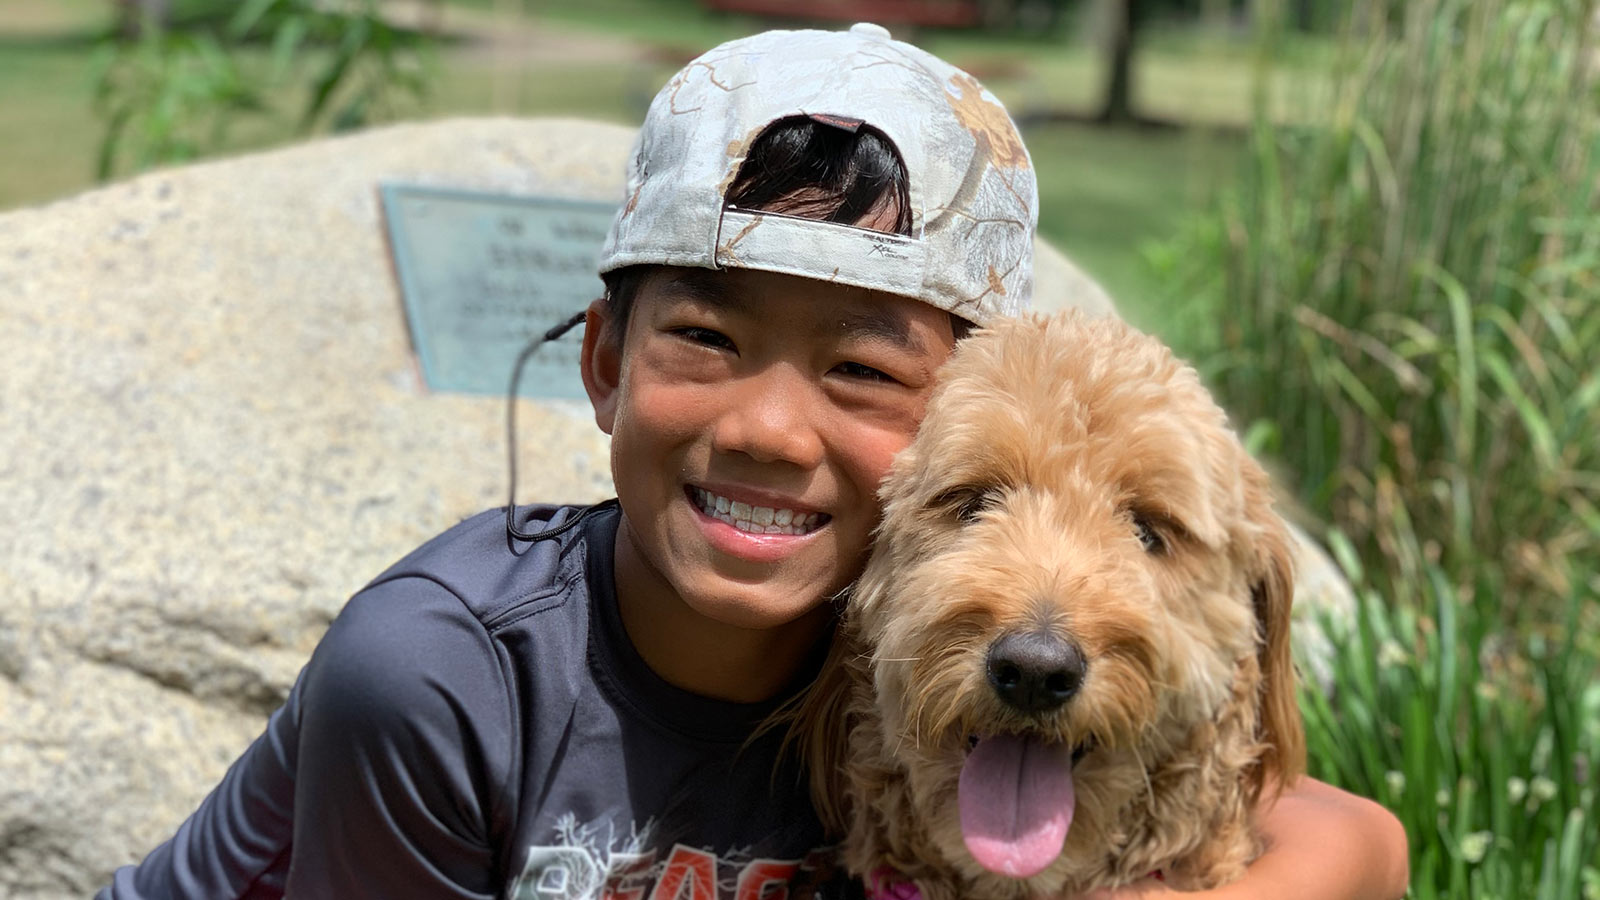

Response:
(1247, 486), (1307, 800)
(768, 619), (857, 838)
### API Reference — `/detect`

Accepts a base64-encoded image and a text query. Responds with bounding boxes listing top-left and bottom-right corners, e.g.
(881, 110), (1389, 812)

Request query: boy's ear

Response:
(580, 298), (621, 436)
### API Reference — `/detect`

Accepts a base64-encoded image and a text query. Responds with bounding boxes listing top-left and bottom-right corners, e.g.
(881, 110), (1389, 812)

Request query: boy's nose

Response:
(712, 370), (825, 467)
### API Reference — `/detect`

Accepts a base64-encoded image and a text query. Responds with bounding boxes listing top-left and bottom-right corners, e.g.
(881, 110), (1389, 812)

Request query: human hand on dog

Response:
(1074, 776), (1409, 900)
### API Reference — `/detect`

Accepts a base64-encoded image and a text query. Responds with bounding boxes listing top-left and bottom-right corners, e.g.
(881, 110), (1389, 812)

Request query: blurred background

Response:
(2, 0), (1332, 322)
(2, 0), (1597, 897)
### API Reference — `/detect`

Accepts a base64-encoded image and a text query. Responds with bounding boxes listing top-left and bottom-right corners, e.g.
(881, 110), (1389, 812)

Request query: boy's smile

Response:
(581, 266), (958, 702)
(687, 485), (829, 556)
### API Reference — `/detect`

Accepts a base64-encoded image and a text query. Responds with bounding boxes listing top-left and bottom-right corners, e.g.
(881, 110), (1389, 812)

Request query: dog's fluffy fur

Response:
(800, 312), (1305, 900)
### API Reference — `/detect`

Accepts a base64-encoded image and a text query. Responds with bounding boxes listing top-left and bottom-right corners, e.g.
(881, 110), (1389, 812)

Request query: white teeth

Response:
(690, 488), (824, 536)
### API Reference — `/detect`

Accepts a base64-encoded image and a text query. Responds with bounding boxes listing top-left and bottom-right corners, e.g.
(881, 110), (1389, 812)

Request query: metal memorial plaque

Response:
(381, 184), (617, 400)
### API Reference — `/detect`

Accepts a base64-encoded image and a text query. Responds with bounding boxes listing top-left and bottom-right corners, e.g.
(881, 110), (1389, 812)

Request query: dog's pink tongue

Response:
(958, 734), (1075, 878)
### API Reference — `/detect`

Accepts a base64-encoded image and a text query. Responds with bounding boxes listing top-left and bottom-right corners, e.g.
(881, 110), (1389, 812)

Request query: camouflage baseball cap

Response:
(598, 22), (1037, 323)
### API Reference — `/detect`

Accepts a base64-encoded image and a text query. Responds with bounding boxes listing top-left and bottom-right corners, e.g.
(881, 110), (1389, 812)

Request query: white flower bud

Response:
(1459, 831), (1492, 864)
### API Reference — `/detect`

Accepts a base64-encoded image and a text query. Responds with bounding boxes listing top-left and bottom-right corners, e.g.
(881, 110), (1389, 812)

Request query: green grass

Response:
(422, 54), (669, 124)
(0, 0), (1260, 328)
(0, 38), (110, 208)
(498, 0), (1329, 128)
(449, 0), (751, 49)
(1028, 123), (1240, 329)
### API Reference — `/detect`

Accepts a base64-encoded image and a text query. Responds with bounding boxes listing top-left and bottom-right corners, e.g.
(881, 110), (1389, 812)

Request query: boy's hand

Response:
(1070, 777), (1409, 900)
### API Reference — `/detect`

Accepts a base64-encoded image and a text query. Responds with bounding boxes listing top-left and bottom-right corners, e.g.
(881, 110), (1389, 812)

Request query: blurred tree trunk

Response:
(1097, 0), (1150, 123)
(1291, 0), (1315, 31)
(114, 0), (171, 39)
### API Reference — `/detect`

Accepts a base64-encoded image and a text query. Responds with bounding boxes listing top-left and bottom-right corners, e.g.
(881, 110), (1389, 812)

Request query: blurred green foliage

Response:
(1165, 0), (1600, 617)
(1160, 0), (1600, 893)
(93, 0), (433, 179)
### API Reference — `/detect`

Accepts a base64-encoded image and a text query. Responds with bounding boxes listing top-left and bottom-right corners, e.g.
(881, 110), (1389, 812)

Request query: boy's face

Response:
(582, 266), (957, 636)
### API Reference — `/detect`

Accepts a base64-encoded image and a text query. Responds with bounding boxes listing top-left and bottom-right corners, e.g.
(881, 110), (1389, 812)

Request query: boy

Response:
(99, 23), (1407, 900)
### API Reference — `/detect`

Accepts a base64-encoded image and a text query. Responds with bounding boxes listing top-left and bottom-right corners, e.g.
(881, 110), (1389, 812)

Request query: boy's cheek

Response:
(614, 380), (706, 447)
(839, 417), (927, 488)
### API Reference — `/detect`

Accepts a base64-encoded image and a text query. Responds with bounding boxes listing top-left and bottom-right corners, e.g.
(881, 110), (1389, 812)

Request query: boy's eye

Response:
(834, 361), (895, 382)
(671, 326), (735, 351)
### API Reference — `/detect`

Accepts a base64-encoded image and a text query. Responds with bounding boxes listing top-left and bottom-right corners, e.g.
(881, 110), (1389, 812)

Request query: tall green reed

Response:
(1302, 552), (1599, 897)
(1158, 0), (1600, 893)
(1166, 0), (1600, 617)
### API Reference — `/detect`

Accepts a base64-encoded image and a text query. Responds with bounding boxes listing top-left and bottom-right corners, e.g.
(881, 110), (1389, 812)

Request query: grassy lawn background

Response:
(0, 0), (1294, 331)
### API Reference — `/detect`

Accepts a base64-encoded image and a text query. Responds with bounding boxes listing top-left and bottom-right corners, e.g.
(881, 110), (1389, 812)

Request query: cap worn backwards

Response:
(599, 22), (1038, 323)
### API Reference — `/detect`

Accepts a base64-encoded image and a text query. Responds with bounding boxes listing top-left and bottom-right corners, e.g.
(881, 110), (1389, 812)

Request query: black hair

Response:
(724, 117), (913, 233)
(600, 116), (935, 345)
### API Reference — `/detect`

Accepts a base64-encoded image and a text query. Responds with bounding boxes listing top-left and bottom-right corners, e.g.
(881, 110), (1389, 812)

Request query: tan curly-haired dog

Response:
(799, 311), (1305, 900)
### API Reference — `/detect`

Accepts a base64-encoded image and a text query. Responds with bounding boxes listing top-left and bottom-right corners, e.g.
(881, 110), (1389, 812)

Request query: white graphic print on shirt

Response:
(507, 815), (838, 900)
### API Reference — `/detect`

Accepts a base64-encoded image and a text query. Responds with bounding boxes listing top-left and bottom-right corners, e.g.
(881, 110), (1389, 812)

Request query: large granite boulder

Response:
(0, 117), (1345, 898)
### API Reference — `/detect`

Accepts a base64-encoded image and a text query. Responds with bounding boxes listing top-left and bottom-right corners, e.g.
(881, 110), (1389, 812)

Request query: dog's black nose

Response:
(986, 630), (1086, 714)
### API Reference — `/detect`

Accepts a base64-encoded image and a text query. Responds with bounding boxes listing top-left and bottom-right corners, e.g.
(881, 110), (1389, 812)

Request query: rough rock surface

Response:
(0, 117), (1342, 898)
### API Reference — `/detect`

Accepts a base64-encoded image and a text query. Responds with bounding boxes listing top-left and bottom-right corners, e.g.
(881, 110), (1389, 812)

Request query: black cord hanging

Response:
(503, 310), (617, 543)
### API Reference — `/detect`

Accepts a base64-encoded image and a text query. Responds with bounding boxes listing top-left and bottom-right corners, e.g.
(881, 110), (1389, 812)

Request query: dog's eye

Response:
(930, 487), (997, 524)
(1132, 514), (1166, 554)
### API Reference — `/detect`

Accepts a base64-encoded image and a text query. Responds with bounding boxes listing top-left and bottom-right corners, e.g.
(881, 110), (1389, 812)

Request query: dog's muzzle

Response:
(985, 630), (1087, 714)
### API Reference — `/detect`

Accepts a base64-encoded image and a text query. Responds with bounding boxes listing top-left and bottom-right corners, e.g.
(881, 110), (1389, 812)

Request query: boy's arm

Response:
(283, 576), (513, 897)
(1083, 777), (1410, 900)
(99, 576), (512, 899)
